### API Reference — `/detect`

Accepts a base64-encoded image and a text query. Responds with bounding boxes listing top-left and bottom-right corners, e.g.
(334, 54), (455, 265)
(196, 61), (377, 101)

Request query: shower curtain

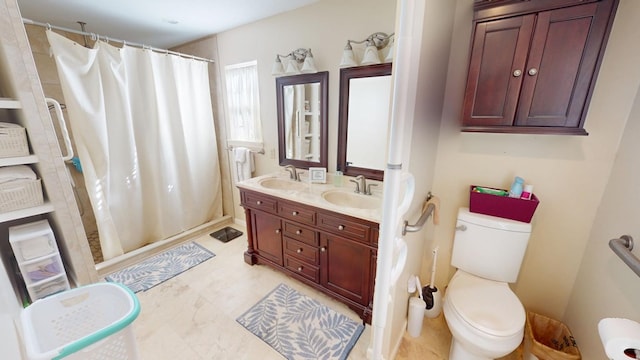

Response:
(46, 30), (223, 261)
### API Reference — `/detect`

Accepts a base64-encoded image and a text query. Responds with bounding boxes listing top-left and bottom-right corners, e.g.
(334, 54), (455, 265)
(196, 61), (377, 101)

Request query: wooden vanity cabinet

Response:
(320, 233), (372, 306)
(249, 211), (284, 266)
(240, 189), (378, 323)
(462, 0), (618, 135)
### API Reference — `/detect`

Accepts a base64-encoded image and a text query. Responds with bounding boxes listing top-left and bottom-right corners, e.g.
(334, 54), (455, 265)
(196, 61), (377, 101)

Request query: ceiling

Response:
(17, 0), (320, 48)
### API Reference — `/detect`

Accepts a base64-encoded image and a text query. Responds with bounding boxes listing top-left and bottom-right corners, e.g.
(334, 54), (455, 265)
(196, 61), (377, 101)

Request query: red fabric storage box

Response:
(469, 185), (539, 223)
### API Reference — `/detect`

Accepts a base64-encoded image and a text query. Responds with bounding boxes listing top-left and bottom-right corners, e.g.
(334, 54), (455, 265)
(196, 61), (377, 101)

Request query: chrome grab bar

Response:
(403, 193), (435, 235)
(609, 235), (640, 277)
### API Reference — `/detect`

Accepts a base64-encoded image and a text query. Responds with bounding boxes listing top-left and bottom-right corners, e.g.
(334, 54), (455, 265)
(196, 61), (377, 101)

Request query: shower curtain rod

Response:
(22, 18), (215, 64)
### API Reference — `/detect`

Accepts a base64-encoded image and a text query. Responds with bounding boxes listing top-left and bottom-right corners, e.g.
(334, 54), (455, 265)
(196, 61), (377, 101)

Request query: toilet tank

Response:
(452, 208), (532, 283)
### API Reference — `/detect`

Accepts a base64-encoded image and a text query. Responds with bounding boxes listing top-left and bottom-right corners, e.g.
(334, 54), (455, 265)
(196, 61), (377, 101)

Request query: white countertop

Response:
(236, 171), (383, 223)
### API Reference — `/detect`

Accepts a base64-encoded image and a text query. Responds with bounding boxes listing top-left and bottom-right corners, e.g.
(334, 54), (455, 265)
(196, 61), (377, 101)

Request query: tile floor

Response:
(128, 226), (522, 359)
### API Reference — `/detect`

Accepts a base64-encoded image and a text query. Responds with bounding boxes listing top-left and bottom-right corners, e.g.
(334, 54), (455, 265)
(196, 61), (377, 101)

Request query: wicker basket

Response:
(0, 178), (44, 213)
(525, 312), (581, 360)
(0, 122), (29, 158)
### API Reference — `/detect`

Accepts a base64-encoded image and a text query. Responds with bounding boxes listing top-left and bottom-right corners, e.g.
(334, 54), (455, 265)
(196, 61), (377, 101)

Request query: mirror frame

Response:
(337, 63), (392, 181)
(276, 71), (329, 169)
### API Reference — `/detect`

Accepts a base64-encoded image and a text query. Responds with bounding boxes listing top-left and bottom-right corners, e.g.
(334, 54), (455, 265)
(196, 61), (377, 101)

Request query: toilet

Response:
(443, 208), (532, 360)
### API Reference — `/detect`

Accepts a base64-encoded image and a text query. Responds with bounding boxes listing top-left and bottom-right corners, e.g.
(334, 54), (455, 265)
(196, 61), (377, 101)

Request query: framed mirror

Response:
(276, 71), (329, 169)
(337, 63), (392, 181)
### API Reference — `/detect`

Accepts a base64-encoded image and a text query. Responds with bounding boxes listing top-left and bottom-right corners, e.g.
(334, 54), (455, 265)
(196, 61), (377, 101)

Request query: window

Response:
(224, 61), (263, 148)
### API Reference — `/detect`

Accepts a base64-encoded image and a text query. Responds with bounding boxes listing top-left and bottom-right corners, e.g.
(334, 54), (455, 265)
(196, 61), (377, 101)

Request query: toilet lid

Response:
(447, 271), (525, 337)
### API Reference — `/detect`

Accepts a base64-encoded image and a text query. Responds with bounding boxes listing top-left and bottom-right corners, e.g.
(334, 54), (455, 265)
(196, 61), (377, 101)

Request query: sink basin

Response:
(259, 178), (308, 191)
(321, 190), (381, 210)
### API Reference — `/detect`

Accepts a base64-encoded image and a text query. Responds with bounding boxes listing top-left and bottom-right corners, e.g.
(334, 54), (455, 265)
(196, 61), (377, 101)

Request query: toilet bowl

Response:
(444, 270), (525, 360)
(443, 208), (532, 360)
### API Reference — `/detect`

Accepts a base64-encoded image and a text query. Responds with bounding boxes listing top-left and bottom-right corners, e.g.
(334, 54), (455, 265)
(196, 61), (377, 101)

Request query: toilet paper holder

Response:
(609, 235), (640, 278)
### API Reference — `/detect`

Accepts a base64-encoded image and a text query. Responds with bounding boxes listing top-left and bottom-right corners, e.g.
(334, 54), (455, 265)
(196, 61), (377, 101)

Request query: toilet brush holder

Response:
(408, 297), (425, 337)
(423, 286), (442, 318)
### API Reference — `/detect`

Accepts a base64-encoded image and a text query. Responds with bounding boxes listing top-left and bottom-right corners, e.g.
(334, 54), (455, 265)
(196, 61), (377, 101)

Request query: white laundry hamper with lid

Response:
(20, 282), (141, 360)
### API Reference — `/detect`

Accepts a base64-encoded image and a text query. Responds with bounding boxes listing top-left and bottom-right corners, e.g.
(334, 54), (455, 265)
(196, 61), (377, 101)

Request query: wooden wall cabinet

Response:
(462, 0), (619, 135)
(240, 189), (378, 324)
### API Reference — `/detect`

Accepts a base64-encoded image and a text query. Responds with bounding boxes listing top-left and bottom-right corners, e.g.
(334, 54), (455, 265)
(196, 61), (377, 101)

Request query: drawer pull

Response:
(338, 225), (345, 231)
(297, 266), (303, 272)
(256, 200), (262, 205)
(296, 248), (302, 253)
(275, 229), (281, 234)
(320, 247), (326, 252)
(296, 230), (302, 235)
(292, 211), (299, 216)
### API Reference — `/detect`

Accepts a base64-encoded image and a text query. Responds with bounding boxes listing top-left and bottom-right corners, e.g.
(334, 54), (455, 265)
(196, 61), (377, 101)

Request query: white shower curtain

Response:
(46, 30), (222, 261)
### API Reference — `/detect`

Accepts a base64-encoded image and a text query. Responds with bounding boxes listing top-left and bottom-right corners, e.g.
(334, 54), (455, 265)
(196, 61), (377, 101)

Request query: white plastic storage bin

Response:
(21, 282), (141, 360)
(27, 275), (69, 301)
(9, 219), (70, 301)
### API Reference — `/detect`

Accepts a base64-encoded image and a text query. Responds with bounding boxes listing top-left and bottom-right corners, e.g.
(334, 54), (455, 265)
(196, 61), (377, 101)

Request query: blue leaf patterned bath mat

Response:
(105, 242), (215, 293)
(236, 283), (364, 360)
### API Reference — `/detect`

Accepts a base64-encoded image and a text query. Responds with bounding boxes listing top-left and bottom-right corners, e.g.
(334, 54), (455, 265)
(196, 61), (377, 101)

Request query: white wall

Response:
(215, 0), (397, 222)
(387, 0), (457, 355)
(563, 2), (640, 356)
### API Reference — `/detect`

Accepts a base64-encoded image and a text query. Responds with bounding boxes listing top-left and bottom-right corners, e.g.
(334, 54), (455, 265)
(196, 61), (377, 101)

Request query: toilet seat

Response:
(446, 270), (525, 337)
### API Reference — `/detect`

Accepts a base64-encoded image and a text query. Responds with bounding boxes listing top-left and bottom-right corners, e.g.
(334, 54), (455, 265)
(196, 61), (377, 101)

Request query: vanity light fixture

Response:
(271, 48), (317, 76)
(339, 32), (394, 68)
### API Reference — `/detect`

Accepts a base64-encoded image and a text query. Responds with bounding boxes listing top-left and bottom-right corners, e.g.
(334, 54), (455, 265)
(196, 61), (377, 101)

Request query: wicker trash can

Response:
(524, 312), (581, 360)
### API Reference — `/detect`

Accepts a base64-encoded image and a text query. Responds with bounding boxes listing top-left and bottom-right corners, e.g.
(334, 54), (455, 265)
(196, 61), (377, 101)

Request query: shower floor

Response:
(87, 230), (103, 264)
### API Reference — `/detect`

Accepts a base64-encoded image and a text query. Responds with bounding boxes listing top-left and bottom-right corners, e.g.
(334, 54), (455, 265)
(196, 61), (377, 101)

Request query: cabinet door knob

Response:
(296, 230), (302, 235)
(528, 68), (538, 76)
(513, 69), (522, 77)
(338, 225), (345, 231)
(320, 247), (326, 252)
(275, 229), (281, 234)
(292, 211), (298, 216)
(297, 266), (303, 272)
(256, 200), (262, 205)
(297, 248), (302, 253)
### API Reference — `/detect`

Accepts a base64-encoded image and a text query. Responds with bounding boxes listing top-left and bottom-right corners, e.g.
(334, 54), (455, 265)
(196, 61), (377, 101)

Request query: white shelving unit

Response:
(0, 98), (21, 109)
(0, 0), (97, 312)
(0, 155), (38, 167)
(293, 85), (320, 162)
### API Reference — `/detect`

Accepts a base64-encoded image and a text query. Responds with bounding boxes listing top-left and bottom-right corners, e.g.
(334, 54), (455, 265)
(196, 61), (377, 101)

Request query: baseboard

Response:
(96, 215), (232, 277)
(233, 217), (247, 228)
(390, 319), (407, 359)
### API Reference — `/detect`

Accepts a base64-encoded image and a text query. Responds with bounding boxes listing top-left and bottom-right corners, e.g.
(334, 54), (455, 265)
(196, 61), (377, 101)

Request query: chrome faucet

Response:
(350, 175), (378, 195)
(284, 165), (300, 181)
(349, 178), (361, 194)
(350, 175), (368, 194)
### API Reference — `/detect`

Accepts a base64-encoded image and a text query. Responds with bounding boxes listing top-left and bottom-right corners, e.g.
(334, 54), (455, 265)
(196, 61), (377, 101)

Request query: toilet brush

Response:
(423, 247), (442, 318)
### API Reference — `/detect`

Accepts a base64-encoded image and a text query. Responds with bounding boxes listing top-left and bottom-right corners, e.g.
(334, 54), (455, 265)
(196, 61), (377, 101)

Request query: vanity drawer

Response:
(284, 256), (320, 283)
(284, 237), (319, 265)
(242, 191), (278, 214)
(283, 221), (317, 246)
(278, 201), (315, 225)
(317, 212), (370, 243)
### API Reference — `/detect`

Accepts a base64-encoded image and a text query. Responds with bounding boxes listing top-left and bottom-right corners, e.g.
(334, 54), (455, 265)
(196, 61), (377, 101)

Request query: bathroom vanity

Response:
(238, 172), (382, 323)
